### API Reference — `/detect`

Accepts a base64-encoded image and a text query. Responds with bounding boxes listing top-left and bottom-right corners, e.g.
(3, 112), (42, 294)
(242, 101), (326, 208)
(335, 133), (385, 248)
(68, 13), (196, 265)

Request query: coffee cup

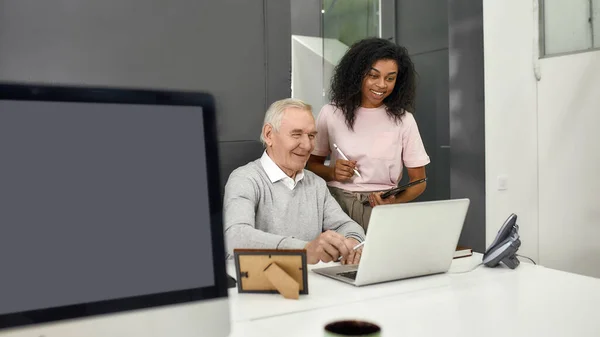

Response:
(324, 320), (381, 336)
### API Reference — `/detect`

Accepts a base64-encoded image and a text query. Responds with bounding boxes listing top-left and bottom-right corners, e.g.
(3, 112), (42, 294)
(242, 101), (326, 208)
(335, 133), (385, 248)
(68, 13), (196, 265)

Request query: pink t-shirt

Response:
(312, 104), (430, 192)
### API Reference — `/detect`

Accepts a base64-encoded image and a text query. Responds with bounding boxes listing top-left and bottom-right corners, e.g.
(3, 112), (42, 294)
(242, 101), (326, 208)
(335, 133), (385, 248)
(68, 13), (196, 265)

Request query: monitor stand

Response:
(227, 274), (236, 288)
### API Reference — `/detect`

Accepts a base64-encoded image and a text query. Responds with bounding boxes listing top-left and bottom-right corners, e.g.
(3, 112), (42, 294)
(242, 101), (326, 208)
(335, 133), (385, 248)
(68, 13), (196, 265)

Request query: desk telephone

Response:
(483, 213), (521, 269)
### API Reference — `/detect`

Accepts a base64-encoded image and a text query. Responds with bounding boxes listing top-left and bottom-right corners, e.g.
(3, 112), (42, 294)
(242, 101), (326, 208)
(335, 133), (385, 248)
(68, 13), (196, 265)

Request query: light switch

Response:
(497, 175), (508, 191)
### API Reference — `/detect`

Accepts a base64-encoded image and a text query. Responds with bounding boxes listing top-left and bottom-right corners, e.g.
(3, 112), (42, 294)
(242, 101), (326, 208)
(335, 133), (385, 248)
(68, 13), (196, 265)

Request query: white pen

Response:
(333, 143), (361, 177)
(337, 241), (366, 261)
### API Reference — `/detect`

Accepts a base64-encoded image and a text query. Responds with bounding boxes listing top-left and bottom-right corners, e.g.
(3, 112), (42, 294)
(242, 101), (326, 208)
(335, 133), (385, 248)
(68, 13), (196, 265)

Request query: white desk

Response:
(228, 254), (600, 336)
(227, 256), (487, 322)
(226, 254), (501, 321)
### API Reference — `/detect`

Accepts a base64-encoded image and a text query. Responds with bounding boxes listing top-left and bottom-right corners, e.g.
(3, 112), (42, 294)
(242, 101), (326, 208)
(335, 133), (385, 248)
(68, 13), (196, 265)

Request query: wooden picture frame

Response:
(233, 249), (309, 299)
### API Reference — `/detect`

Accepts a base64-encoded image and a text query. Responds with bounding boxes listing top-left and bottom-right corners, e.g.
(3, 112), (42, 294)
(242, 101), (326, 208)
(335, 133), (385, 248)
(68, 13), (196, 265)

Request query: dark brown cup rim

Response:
(324, 320), (381, 335)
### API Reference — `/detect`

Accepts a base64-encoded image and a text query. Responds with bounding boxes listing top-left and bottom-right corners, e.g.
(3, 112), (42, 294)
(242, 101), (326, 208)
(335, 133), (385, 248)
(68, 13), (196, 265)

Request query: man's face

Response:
(264, 107), (316, 177)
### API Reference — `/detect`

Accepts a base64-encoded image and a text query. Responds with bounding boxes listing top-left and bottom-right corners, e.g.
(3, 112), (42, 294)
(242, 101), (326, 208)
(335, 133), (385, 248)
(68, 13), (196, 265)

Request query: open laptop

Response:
(313, 198), (470, 286)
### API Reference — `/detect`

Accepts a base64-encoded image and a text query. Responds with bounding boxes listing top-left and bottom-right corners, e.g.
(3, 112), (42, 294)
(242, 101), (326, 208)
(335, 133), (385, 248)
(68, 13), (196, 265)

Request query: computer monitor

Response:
(0, 84), (230, 336)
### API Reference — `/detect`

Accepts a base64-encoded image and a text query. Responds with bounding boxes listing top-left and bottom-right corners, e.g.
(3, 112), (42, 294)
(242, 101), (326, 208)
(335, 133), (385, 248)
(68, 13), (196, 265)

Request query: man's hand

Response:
(331, 159), (357, 182)
(305, 230), (350, 264)
(339, 237), (362, 265)
(367, 191), (396, 207)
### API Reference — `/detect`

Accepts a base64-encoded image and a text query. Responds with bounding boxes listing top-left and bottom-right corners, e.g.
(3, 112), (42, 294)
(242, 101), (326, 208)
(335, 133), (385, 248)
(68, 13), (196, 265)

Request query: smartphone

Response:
(362, 178), (428, 205)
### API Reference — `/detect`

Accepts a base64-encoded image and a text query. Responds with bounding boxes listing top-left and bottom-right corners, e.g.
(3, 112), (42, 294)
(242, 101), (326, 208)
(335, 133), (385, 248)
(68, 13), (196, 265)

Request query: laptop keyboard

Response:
(337, 270), (358, 280)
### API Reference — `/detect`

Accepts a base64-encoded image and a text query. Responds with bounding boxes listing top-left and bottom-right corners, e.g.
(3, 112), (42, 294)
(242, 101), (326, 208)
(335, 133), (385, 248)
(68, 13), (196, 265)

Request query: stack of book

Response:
(453, 246), (473, 259)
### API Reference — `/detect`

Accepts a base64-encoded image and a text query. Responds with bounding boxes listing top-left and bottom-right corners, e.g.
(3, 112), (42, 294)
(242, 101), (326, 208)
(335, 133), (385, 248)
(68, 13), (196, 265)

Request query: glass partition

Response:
(320, 0), (381, 110)
(290, 0), (383, 117)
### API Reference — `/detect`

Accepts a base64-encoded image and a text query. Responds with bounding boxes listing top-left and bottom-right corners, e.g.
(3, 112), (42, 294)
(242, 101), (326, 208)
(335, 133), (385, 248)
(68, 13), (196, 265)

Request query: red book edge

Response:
(453, 246), (473, 259)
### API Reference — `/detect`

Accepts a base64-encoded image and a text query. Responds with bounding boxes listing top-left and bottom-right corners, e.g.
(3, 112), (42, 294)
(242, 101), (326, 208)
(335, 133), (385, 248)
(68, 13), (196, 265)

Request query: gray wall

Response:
(396, 0), (485, 251)
(291, 0), (321, 37)
(395, 0), (450, 203)
(0, 0), (290, 193)
(448, 0), (485, 252)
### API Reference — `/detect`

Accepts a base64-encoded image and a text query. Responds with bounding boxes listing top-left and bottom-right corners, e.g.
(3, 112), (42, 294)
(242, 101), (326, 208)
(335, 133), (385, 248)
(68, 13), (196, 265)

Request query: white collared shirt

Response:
(260, 151), (304, 190)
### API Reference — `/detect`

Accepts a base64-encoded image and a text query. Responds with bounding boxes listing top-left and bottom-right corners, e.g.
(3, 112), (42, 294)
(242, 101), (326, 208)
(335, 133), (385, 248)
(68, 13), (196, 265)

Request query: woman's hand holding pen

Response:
(332, 159), (357, 182)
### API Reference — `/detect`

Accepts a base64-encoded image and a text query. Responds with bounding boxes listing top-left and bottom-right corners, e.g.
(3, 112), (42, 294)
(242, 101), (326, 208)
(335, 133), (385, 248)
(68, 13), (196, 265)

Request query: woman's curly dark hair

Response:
(329, 37), (417, 130)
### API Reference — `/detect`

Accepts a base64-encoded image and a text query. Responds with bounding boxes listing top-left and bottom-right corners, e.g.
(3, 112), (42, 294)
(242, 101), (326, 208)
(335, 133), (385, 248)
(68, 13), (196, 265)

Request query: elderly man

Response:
(223, 98), (365, 264)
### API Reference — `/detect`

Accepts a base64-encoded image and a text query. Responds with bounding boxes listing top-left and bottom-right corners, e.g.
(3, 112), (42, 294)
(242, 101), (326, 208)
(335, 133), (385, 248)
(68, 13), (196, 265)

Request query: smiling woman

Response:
(306, 37), (430, 231)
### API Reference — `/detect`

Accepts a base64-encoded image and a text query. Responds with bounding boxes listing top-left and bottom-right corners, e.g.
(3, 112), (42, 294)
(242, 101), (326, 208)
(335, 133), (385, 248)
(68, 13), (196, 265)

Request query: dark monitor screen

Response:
(0, 84), (227, 330)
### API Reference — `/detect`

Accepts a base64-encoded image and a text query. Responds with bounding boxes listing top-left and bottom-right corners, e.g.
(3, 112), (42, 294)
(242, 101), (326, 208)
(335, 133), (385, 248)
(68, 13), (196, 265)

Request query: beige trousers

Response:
(328, 186), (380, 232)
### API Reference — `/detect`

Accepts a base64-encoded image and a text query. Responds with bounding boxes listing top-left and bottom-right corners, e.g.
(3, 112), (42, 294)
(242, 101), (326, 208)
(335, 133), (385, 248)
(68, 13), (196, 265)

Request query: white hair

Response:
(260, 98), (312, 146)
